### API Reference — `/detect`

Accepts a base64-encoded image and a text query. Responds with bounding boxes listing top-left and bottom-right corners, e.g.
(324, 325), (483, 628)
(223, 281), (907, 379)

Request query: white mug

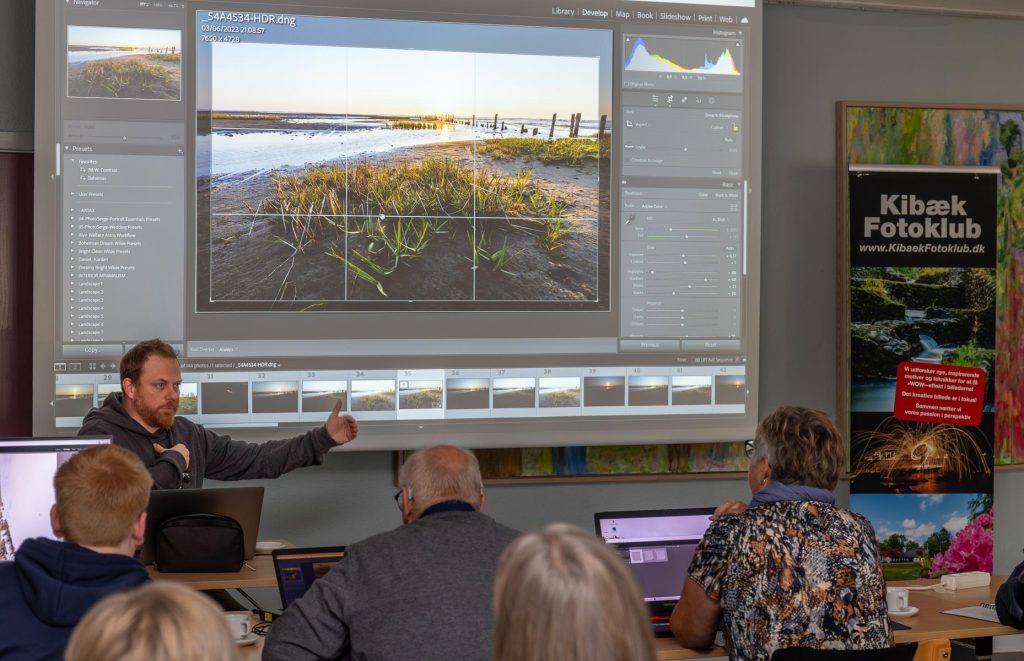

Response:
(224, 612), (250, 639)
(886, 587), (910, 612)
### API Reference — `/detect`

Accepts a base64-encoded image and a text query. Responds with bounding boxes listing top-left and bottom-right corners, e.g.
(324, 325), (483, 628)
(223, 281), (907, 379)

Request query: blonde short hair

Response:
(54, 444), (152, 547)
(494, 523), (656, 661)
(397, 445), (483, 516)
(752, 405), (846, 490)
(65, 582), (240, 661)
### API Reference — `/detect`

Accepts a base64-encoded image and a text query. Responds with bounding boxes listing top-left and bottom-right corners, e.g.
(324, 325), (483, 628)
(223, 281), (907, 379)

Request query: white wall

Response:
(4, 1), (1023, 574)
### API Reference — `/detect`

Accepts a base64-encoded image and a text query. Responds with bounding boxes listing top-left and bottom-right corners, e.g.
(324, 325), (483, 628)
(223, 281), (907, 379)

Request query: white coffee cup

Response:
(886, 587), (910, 613)
(225, 613), (250, 640)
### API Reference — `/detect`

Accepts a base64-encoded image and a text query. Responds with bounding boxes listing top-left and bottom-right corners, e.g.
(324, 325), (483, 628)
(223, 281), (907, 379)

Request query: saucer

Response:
(889, 606), (919, 617)
(235, 632), (259, 646)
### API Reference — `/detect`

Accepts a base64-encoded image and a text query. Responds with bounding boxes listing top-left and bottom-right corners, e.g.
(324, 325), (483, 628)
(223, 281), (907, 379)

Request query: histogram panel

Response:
(622, 34), (744, 94)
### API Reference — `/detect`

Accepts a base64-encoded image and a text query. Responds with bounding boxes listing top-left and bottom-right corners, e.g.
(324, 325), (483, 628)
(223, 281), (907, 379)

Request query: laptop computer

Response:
(594, 507), (715, 636)
(0, 436), (110, 559)
(140, 486), (265, 564)
(273, 546), (347, 608)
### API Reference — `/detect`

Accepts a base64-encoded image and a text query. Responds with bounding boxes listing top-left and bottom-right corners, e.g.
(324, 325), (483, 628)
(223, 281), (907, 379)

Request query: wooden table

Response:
(654, 577), (1019, 660)
(148, 553), (278, 589)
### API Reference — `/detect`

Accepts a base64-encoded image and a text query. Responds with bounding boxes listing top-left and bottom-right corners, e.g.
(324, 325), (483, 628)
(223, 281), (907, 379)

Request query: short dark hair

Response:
(120, 339), (178, 386)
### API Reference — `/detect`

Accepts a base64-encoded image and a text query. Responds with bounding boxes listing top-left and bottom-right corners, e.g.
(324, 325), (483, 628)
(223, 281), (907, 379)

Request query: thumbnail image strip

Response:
(252, 381), (300, 414)
(627, 376), (668, 406)
(672, 376), (712, 405)
(538, 377), (581, 408)
(351, 379), (396, 412)
(200, 382), (249, 414)
(301, 380), (348, 412)
(583, 376), (625, 407)
(445, 378), (490, 409)
(399, 380), (443, 410)
(55, 384), (94, 418)
(492, 378), (536, 408)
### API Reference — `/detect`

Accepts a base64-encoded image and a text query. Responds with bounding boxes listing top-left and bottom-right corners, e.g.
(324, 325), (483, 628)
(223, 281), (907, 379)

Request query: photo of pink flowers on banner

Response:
(849, 493), (992, 579)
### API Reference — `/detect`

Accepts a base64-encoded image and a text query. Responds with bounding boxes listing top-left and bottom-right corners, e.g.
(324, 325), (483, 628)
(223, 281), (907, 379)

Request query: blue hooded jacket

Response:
(0, 537), (150, 661)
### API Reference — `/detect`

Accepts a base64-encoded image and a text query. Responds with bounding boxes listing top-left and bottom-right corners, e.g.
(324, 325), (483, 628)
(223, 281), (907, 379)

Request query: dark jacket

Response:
(263, 508), (521, 661)
(79, 392), (336, 489)
(996, 559), (1024, 628)
(0, 537), (150, 661)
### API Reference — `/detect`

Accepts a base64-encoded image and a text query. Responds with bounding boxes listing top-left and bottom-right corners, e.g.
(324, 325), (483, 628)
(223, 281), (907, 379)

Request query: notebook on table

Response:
(273, 546), (347, 608)
(594, 507), (714, 635)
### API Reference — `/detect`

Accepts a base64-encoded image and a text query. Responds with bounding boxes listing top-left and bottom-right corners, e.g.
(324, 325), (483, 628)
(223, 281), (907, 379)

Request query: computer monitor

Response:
(0, 436), (111, 559)
(594, 508), (714, 615)
(273, 546), (347, 608)
(140, 486), (265, 564)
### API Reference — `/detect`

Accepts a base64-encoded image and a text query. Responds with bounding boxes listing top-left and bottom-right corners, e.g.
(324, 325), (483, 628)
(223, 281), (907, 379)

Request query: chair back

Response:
(912, 639), (950, 661)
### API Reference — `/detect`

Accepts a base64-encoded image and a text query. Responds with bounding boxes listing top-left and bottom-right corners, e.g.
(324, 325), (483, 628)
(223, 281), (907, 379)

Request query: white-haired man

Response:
(264, 445), (519, 661)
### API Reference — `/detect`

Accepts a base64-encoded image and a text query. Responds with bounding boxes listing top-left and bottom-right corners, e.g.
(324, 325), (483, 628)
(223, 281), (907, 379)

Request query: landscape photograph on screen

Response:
(195, 16), (611, 311)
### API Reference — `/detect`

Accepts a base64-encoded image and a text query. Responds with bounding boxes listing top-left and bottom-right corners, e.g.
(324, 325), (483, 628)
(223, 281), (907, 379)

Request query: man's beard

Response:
(136, 399), (177, 430)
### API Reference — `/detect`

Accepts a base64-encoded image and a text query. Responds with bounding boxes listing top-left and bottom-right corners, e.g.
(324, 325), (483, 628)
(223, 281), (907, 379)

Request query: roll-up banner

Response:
(847, 165), (997, 581)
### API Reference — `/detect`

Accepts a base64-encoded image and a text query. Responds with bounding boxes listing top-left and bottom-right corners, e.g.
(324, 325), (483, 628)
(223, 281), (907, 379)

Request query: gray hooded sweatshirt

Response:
(79, 392), (336, 489)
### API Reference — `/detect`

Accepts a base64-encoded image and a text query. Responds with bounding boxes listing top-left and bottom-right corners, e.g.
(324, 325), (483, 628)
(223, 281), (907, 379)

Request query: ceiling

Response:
(766, 0), (1024, 19)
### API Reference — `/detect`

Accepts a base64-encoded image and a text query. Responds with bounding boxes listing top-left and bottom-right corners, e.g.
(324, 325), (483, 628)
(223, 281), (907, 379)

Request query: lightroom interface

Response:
(38, 0), (761, 448)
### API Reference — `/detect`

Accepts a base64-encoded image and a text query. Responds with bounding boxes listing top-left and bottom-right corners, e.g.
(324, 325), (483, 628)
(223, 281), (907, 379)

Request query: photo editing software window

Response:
(41, 0), (762, 447)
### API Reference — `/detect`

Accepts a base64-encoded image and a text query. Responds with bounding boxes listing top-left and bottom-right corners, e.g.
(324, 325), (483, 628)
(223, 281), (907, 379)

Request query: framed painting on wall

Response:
(395, 441), (748, 484)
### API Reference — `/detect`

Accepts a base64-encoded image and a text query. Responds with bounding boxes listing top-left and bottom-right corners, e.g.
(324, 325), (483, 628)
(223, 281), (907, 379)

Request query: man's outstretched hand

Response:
(326, 400), (359, 445)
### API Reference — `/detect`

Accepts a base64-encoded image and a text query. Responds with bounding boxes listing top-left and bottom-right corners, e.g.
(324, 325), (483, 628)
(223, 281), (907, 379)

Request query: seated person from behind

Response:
(670, 405), (892, 660)
(0, 445), (152, 661)
(66, 581), (240, 661)
(493, 522), (656, 661)
(263, 445), (520, 661)
(79, 338), (359, 489)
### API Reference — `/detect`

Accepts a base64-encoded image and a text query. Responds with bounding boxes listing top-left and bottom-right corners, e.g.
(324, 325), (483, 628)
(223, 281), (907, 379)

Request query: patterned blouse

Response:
(687, 500), (892, 661)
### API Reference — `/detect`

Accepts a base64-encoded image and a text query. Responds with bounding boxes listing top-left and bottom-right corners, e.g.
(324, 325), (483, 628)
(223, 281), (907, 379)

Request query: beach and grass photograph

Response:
(583, 376), (625, 407)
(178, 383), (198, 415)
(55, 385), (94, 418)
(196, 19), (610, 311)
(398, 381), (443, 410)
(445, 378), (490, 409)
(301, 381), (348, 412)
(672, 376), (713, 405)
(67, 26), (181, 100)
(492, 378), (536, 408)
(627, 376), (668, 407)
(538, 377), (581, 408)
(351, 380), (396, 412)
(252, 381), (300, 414)
(96, 383), (119, 405)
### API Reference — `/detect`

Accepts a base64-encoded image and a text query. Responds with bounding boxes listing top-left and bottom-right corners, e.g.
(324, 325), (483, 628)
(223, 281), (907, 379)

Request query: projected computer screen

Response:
(35, 0), (762, 449)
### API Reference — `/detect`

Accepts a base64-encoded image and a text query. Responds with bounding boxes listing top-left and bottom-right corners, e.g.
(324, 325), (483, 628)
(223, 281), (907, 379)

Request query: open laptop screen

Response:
(595, 508), (714, 605)
(273, 546), (347, 608)
(0, 437), (111, 559)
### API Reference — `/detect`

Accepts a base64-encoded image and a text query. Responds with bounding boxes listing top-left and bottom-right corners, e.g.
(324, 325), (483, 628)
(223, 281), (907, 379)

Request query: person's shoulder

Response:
(835, 507), (876, 535)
